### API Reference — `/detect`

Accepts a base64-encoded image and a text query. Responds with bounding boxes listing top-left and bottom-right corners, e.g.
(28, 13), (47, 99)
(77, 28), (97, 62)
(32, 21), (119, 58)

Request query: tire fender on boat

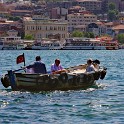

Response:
(1, 75), (10, 88)
(83, 73), (93, 83)
(100, 70), (106, 80)
(72, 75), (80, 85)
(36, 75), (45, 84)
(93, 71), (101, 80)
(59, 72), (68, 83)
(48, 78), (59, 88)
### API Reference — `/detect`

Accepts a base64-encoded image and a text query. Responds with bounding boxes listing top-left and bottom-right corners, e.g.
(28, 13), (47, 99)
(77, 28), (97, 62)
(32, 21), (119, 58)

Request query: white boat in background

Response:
(1, 42), (27, 50)
(0, 29), (26, 50)
(32, 39), (63, 50)
(17, 44), (27, 50)
(62, 38), (106, 50)
(2, 45), (17, 50)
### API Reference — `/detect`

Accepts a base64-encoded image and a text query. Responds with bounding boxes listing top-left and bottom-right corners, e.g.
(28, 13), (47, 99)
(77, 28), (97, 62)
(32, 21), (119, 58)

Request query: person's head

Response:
(55, 59), (60, 66)
(36, 56), (41, 61)
(87, 59), (93, 65)
(93, 59), (100, 64)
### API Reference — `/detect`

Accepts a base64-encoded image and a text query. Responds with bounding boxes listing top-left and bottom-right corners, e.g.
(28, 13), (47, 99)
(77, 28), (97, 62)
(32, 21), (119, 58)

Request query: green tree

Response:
(89, 32), (95, 38)
(84, 32), (90, 38)
(24, 34), (34, 40)
(109, 2), (116, 10)
(9, 16), (20, 21)
(108, 10), (117, 21)
(13, 16), (20, 21)
(108, 2), (118, 21)
(72, 30), (83, 37)
(116, 34), (124, 44)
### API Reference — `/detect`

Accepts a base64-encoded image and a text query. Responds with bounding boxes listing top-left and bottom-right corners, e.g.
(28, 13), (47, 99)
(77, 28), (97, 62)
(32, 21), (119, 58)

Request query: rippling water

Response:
(0, 50), (124, 123)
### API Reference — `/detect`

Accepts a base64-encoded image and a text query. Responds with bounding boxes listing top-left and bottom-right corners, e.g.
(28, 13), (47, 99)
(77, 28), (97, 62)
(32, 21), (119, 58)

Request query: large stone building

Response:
(67, 13), (97, 32)
(24, 17), (68, 41)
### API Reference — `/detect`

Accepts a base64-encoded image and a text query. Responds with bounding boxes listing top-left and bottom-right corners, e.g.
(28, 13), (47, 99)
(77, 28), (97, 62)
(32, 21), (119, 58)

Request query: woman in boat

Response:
(86, 59), (95, 72)
(51, 59), (66, 74)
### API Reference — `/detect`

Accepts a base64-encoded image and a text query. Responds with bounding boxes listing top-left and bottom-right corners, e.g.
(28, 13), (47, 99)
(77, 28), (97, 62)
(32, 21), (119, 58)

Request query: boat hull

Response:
(1, 69), (106, 92)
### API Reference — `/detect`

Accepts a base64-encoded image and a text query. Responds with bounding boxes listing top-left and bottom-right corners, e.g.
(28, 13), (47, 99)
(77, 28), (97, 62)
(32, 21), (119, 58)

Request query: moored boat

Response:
(1, 64), (107, 92)
(32, 39), (63, 50)
(62, 38), (119, 50)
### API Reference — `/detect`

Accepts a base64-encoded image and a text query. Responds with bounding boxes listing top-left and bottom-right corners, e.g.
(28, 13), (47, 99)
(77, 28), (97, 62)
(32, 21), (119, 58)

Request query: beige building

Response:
(67, 13), (97, 32)
(24, 18), (68, 41)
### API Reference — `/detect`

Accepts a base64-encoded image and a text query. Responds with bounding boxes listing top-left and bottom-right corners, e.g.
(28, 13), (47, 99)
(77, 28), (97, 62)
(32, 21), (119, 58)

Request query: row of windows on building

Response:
(32, 33), (66, 39)
(68, 20), (96, 22)
(78, 2), (100, 4)
(68, 16), (96, 19)
(26, 26), (66, 31)
(68, 22), (95, 26)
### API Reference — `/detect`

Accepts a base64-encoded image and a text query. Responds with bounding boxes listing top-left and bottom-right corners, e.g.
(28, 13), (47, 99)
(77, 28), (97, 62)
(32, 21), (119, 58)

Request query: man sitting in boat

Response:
(26, 56), (47, 74)
(86, 59), (95, 72)
(92, 59), (100, 70)
(51, 59), (66, 74)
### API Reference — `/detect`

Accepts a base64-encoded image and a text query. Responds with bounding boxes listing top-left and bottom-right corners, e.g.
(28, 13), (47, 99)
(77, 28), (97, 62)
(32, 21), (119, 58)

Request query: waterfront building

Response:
(24, 17), (68, 42)
(112, 24), (124, 35)
(1, 29), (22, 44)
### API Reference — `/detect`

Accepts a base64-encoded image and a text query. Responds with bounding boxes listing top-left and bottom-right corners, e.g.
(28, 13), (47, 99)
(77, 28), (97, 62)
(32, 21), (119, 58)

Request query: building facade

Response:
(24, 18), (68, 41)
(75, 0), (102, 14)
(67, 13), (97, 32)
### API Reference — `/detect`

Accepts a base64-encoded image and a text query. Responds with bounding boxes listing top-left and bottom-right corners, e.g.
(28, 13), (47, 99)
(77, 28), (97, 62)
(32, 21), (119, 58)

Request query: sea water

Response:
(0, 50), (124, 123)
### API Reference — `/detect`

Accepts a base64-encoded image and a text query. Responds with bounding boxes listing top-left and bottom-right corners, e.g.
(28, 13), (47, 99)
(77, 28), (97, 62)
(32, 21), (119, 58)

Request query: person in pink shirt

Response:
(51, 59), (66, 74)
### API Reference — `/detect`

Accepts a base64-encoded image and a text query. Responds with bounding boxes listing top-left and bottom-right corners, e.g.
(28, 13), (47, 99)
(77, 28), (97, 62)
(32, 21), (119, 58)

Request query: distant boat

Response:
(32, 39), (63, 50)
(62, 38), (119, 50)
(1, 44), (27, 50)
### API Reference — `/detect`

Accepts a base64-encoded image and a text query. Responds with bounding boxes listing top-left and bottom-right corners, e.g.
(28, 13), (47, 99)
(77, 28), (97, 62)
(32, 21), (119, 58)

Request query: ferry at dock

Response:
(62, 38), (119, 50)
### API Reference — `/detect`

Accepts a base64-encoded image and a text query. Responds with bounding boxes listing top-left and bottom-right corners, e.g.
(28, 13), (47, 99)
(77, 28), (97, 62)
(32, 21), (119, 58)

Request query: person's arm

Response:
(59, 64), (63, 70)
(51, 64), (55, 73)
(26, 63), (34, 69)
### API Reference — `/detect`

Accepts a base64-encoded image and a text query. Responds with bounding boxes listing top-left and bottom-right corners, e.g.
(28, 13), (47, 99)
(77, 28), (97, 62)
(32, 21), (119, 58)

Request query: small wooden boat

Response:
(1, 64), (107, 92)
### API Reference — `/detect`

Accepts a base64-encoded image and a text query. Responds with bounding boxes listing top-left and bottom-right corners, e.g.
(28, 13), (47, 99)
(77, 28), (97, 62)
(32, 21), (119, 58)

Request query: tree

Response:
(89, 32), (95, 38)
(109, 2), (116, 10)
(108, 10), (117, 21)
(116, 34), (124, 44)
(24, 34), (34, 40)
(83, 32), (95, 38)
(72, 30), (83, 37)
(108, 2), (118, 21)
(8, 16), (21, 21)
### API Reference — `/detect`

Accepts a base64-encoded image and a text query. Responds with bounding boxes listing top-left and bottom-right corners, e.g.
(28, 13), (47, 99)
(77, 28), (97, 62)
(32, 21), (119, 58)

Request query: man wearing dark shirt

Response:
(26, 56), (47, 74)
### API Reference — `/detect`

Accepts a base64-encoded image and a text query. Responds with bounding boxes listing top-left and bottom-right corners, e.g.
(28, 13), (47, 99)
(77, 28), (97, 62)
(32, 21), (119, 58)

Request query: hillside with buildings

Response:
(0, 0), (124, 47)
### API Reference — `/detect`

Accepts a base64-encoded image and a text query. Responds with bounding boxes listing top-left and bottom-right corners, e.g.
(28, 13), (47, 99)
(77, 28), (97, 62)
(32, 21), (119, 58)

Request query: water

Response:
(0, 50), (124, 123)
